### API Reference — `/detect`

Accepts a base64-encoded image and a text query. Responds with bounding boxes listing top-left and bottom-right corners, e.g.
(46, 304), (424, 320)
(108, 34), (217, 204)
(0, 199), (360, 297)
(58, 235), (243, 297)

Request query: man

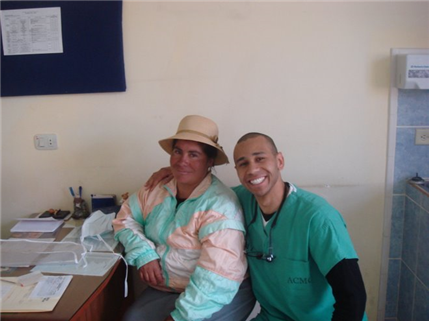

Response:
(232, 132), (367, 321)
(147, 132), (367, 321)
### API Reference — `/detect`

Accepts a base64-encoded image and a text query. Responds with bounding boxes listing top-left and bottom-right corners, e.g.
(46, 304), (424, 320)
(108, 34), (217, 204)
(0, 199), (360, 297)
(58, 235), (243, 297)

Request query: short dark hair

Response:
(236, 132), (278, 154)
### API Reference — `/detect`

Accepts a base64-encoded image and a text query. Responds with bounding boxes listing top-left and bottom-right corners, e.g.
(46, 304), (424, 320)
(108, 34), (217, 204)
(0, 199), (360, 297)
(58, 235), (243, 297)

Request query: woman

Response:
(113, 115), (255, 321)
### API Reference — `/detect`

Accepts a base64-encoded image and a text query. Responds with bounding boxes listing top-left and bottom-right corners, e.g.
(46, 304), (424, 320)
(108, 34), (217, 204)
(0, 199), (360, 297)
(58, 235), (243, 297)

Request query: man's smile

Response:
(250, 177), (266, 185)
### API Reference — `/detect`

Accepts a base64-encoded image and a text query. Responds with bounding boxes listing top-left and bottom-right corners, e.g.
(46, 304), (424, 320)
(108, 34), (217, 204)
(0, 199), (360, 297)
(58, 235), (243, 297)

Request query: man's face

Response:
(233, 136), (284, 199)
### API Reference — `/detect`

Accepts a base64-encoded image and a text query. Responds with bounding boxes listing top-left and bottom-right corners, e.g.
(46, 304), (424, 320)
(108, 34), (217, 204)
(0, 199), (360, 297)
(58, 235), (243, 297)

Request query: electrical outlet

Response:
(415, 129), (429, 145)
(34, 134), (58, 150)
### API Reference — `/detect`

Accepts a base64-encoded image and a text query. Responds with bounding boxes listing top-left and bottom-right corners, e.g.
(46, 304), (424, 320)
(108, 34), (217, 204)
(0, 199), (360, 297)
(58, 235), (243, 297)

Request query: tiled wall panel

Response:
(386, 88), (429, 320)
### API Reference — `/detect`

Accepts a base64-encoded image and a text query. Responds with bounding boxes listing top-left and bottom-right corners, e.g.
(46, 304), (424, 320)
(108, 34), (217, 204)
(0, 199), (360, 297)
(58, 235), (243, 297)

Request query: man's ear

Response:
(277, 152), (285, 170)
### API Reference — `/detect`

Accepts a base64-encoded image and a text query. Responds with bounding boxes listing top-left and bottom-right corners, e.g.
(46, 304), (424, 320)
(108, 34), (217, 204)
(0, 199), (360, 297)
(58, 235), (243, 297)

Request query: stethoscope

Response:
(246, 183), (289, 263)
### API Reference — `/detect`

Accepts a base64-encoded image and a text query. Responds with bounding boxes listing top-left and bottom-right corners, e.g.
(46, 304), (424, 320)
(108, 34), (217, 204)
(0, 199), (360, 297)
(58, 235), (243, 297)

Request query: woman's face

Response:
(170, 140), (214, 192)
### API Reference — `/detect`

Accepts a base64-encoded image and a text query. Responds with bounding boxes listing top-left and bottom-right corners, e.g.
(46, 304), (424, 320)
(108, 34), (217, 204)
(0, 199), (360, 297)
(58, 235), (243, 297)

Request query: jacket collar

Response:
(164, 173), (213, 200)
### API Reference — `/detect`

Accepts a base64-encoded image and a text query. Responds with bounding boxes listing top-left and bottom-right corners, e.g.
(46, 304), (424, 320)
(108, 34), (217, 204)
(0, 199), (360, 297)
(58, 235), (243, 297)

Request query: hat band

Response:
(177, 129), (219, 145)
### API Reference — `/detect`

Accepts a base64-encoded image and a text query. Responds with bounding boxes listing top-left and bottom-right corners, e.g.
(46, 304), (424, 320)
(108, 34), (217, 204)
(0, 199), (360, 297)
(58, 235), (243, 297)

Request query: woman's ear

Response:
(208, 158), (215, 170)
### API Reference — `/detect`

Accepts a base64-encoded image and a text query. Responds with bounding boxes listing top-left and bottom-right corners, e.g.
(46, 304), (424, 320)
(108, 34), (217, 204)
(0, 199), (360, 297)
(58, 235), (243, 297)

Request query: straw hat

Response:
(159, 115), (229, 165)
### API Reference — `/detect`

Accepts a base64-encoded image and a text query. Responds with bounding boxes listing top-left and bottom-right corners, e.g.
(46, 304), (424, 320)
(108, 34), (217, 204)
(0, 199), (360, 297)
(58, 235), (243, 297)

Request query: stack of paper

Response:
(0, 274), (73, 313)
(10, 218), (63, 233)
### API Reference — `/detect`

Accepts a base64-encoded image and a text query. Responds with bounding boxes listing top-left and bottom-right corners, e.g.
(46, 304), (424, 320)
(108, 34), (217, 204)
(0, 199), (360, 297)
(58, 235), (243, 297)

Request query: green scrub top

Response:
(234, 184), (367, 321)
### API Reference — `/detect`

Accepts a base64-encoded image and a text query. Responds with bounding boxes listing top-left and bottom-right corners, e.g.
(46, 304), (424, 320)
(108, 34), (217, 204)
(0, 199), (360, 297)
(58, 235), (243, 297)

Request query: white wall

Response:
(2, 2), (429, 320)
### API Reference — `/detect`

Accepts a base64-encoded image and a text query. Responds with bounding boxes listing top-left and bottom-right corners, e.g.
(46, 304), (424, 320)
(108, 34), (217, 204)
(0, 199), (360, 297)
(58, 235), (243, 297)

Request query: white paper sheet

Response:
(0, 275), (72, 313)
(10, 218), (63, 233)
(29, 275), (72, 299)
(1, 282), (14, 299)
(0, 7), (63, 56)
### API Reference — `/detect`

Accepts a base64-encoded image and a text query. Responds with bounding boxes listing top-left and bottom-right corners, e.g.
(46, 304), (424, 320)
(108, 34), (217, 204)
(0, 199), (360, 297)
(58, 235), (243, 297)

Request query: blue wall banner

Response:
(0, 1), (126, 97)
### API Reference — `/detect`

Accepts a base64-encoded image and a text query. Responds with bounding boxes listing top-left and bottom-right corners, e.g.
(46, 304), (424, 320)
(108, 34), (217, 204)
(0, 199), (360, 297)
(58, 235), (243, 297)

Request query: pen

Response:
(69, 187), (75, 198)
(0, 272), (43, 287)
(79, 186), (82, 198)
(0, 278), (20, 286)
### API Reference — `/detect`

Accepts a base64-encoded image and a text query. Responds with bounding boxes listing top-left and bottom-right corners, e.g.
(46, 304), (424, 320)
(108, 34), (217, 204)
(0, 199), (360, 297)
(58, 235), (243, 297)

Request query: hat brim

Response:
(159, 132), (229, 165)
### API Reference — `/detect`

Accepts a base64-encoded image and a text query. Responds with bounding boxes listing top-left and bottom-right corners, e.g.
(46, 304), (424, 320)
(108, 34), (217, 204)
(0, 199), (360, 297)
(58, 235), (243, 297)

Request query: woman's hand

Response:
(139, 260), (164, 286)
(144, 167), (173, 191)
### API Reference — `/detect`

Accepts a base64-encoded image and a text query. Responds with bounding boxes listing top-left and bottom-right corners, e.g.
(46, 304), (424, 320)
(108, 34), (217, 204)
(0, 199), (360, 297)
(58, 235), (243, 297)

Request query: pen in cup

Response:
(69, 187), (75, 198)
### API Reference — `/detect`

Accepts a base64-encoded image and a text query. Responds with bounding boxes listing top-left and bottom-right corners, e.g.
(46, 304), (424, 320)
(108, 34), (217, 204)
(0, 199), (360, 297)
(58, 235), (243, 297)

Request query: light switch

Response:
(34, 134), (58, 150)
(415, 129), (429, 145)
(38, 137), (46, 147)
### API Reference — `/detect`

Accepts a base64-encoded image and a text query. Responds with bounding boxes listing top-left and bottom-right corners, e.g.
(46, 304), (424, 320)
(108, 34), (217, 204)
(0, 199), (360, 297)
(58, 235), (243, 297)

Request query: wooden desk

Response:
(1, 225), (133, 321)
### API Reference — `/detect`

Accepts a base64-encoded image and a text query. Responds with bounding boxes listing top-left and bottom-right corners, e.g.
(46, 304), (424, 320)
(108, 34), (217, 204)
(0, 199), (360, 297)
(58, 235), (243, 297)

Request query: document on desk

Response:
(10, 217), (63, 233)
(31, 252), (119, 277)
(0, 275), (72, 312)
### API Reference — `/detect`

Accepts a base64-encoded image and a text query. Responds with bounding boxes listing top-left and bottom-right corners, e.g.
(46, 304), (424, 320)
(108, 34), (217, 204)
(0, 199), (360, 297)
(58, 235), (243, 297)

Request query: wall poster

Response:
(0, 1), (126, 97)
